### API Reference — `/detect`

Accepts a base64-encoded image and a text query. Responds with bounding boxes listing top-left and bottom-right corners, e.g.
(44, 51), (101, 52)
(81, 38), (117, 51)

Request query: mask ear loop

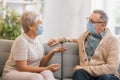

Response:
(102, 23), (106, 26)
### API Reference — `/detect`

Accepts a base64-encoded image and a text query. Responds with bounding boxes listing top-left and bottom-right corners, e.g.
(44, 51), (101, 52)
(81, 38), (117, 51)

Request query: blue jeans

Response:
(73, 69), (119, 80)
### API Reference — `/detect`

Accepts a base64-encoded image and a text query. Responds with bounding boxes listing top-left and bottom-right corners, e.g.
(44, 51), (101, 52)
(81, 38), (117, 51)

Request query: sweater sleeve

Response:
(59, 37), (79, 43)
(58, 31), (88, 43)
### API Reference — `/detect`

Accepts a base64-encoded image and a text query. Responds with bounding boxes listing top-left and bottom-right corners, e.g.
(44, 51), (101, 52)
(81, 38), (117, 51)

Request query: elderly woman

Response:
(2, 11), (66, 80)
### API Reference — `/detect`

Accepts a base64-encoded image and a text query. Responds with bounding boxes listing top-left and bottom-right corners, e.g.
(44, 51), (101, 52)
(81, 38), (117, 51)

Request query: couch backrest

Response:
(43, 43), (62, 79)
(0, 39), (13, 76)
(62, 42), (79, 79)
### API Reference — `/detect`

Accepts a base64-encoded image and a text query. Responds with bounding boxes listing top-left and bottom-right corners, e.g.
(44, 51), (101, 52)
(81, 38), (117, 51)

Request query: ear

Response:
(101, 23), (106, 27)
(100, 23), (106, 30)
(28, 24), (33, 30)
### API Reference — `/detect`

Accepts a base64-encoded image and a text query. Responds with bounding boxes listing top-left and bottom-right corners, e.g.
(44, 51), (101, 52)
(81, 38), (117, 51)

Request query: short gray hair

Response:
(21, 11), (40, 32)
(93, 9), (108, 24)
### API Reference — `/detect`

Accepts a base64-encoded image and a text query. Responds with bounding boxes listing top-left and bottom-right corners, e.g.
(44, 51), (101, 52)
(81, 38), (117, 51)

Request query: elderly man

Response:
(48, 9), (120, 80)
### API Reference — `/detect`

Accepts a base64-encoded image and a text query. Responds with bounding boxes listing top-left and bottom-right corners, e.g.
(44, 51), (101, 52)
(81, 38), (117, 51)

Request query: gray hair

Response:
(93, 9), (108, 24)
(20, 11), (40, 32)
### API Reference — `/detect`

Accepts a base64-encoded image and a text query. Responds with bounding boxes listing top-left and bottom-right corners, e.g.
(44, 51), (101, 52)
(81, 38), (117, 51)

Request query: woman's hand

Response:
(40, 47), (66, 67)
(48, 38), (60, 46)
(52, 46), (66, 53)
(47, 64), (61, 72)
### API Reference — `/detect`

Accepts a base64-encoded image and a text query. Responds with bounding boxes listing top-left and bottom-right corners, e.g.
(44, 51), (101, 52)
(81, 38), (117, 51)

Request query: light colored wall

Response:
(41, 0), (91, 42)
(0, 0), (91, 42)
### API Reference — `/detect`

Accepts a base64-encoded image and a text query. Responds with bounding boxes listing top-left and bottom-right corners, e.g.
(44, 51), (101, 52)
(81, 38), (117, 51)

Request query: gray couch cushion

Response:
(0, 39), (13, 76)
(62, 42), (79, 78)
(43, 43), (62, 79)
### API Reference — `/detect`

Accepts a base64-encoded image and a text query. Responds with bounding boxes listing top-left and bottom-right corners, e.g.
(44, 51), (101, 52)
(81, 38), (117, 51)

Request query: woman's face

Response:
(33, 19), (42, 31)
(28, 19), (42, 35)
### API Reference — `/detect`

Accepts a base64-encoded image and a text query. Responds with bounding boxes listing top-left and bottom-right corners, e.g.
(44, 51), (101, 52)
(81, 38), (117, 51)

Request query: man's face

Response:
(89, 13), (105, 34)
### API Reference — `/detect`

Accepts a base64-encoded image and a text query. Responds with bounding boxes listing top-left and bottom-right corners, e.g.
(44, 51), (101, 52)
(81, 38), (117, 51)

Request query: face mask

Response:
(36, 24), (44, 35)
(87, 22), (96, 34)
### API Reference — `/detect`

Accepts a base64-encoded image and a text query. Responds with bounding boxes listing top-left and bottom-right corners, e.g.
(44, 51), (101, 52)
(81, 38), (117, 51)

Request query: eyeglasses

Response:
(86, 17), (104, 24)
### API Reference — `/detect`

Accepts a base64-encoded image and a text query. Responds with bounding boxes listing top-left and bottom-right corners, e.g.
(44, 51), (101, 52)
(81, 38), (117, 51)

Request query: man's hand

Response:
(47, 64), (61, 72)
(73, 65), (83, 72)
(52, 46), (66, 53)
(48, 38), (60, 46)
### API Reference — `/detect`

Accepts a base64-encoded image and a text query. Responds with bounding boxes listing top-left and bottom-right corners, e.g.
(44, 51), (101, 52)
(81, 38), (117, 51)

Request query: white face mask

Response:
(36, 24), (44, 35)
(87, 22), (96, 34)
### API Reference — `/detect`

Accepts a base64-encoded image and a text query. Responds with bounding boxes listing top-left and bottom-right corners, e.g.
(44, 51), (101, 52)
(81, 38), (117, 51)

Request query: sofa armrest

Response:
(0, 39), (14, 76)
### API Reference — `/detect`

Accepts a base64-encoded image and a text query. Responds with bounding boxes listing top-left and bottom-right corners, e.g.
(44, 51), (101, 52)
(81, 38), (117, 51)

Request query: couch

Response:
(0, 39), (119, 80)
(0, 39), (79, 80)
